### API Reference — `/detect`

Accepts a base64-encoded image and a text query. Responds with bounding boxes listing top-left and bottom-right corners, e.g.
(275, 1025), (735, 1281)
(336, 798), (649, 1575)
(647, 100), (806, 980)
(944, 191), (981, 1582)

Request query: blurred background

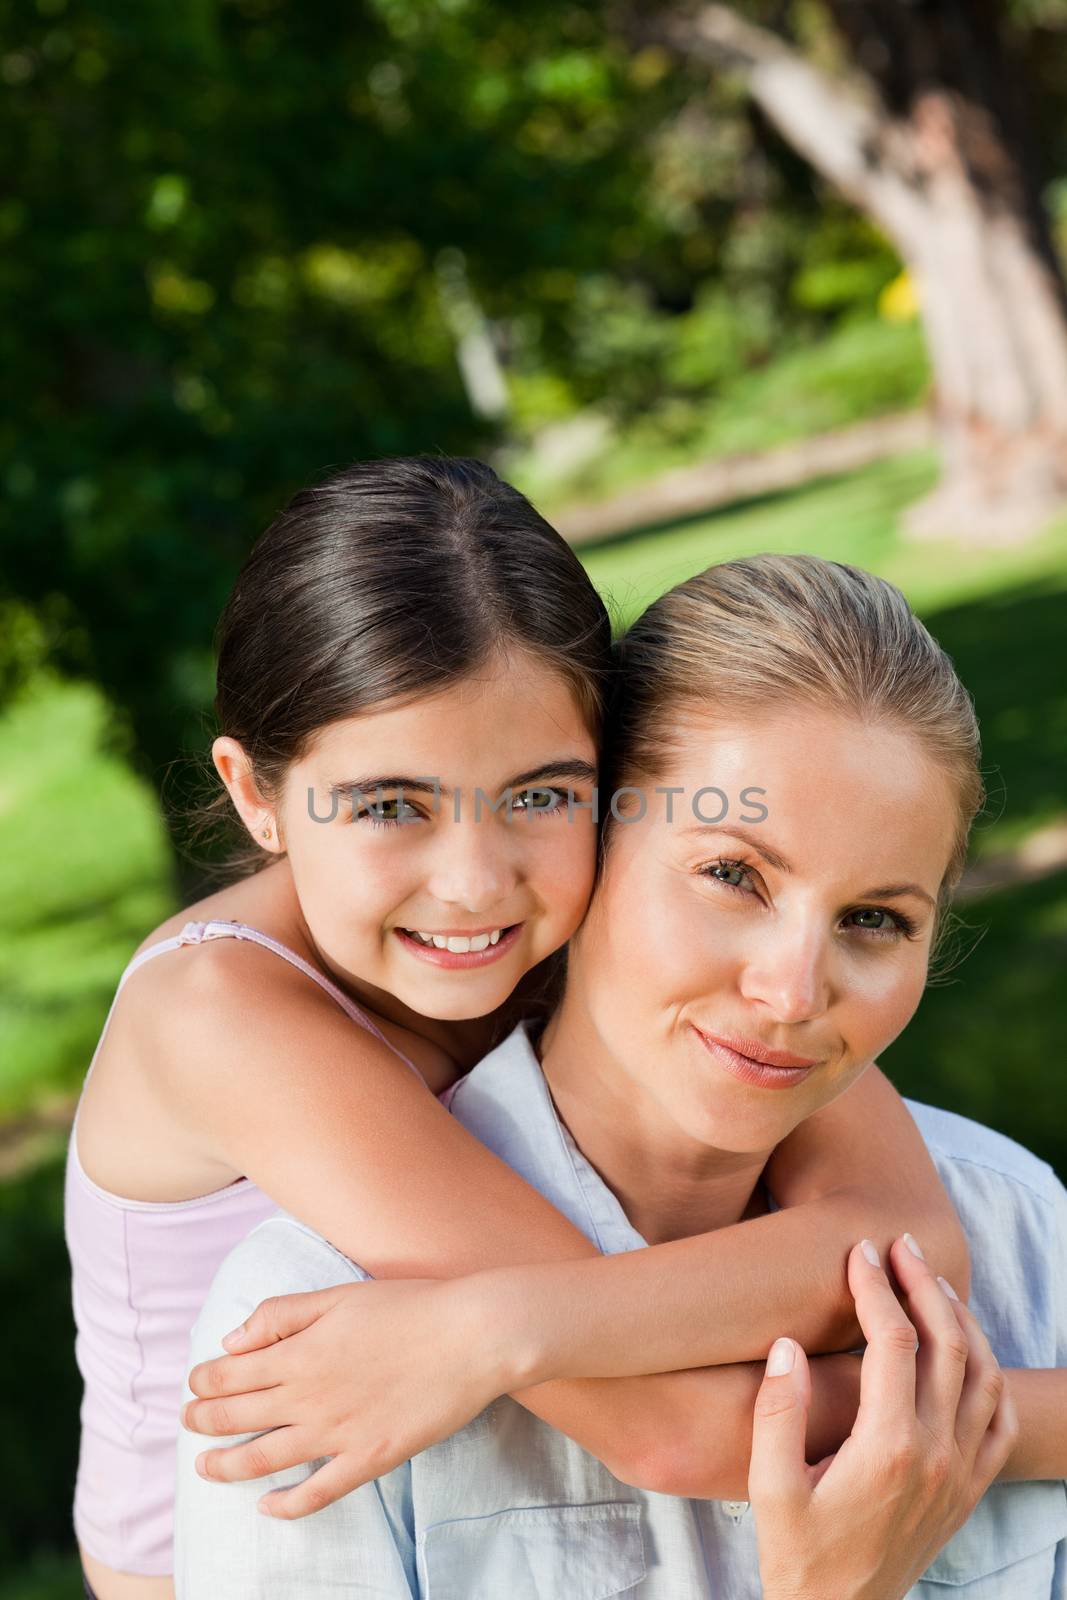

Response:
(2, 0), (1066, 1592)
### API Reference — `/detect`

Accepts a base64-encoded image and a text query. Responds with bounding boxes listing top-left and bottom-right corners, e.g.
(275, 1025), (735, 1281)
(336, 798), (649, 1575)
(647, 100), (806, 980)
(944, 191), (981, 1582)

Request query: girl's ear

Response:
(212, 736), (281, 851)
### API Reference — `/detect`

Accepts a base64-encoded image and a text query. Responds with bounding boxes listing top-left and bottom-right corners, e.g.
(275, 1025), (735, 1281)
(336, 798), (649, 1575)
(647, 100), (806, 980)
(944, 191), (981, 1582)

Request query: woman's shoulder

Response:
(902, 1097), (1060, 1206)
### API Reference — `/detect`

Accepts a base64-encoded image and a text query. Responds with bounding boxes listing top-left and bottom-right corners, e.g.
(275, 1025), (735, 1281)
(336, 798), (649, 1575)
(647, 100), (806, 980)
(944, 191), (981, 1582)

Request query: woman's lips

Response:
(394, 922), (522, 969)
(692, 1026), (820, 1090)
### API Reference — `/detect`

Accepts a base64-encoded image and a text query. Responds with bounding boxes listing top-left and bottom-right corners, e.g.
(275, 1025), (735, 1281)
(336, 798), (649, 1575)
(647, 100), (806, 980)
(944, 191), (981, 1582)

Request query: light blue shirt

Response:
(174, 1022), (1067, 1599)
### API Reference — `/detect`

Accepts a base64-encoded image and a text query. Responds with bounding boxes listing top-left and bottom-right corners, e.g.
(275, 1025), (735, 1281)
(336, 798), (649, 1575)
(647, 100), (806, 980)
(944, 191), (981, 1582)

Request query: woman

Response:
(65, 464), (966, 1600)
(176, 554), (1067, 1597)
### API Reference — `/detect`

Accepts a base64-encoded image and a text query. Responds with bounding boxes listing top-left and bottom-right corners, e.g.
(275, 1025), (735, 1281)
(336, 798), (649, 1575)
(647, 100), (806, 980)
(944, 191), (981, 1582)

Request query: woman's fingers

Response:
(182, 1386), (289, 1439)
(220, 1284), (353, 1352)
(195, 1424), (316, 1484)
(887, 1235), (970, 1443)
(847, 1239), (919, 1441)
(748, 1337), (813, 1510)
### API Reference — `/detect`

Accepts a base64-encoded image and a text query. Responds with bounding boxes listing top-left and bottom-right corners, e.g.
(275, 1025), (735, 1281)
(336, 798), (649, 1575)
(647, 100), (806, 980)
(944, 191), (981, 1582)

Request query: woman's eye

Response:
(512, 786), (568, 816)
(844, 907), (915, 939)
(356, 797), (422, 827)
(701, 858), (755, 891)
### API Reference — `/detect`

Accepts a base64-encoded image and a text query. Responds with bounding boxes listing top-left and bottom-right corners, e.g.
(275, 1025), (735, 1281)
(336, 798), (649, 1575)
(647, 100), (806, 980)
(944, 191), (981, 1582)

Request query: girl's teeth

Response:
(408, 928), (508, 952)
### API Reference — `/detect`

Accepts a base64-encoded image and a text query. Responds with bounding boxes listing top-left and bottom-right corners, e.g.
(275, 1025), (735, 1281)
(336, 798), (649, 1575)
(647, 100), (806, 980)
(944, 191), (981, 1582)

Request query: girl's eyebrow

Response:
(684, 823), (937, 909)
(327, 758), (598, 802)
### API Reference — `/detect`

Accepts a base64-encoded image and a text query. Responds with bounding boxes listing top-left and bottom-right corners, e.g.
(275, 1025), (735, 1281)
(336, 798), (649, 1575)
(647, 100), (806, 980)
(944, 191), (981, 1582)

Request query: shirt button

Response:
(721, 1500), (749, 1523)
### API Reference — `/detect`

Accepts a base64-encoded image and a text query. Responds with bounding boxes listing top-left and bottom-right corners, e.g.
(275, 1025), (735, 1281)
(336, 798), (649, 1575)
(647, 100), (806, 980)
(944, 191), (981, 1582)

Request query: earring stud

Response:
(261, 825), (272, 841)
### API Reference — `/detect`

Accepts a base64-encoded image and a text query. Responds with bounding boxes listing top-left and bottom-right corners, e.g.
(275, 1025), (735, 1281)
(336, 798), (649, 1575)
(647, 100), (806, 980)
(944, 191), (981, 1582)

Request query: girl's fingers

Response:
(887, 1236), (969, 1441)
(946, 1297), (1008, 1462)
(182, 1387), (289, 1439)
(847, 1240), (919, 1442)
(748, 1337), (813, 1511)
(257, 1453), (367, 1520)
(220, 1284), (351, 1352)
(187, 1345), (287, 1404)
(195, 1424), (316, 1484)
(972, 1377), (1019, 1489)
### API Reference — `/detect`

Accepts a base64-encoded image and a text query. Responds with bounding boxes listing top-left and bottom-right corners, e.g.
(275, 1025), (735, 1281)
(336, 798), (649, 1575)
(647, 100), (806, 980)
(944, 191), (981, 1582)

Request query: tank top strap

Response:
(80, 918), (422, 1102)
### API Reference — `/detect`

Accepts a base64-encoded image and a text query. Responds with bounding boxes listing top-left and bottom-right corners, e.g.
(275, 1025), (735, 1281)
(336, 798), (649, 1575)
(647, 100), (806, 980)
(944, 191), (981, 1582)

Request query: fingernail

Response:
(766, 1337), (796, 1376)
(222, 1323), (246, 1348)
(937, 1275), (960, 1301)
(195, 1453), (208, 1477)
(258, 1499), (273, 1517)
(903, 1233), (925, 1260)
(860, 1238), (881, 1267)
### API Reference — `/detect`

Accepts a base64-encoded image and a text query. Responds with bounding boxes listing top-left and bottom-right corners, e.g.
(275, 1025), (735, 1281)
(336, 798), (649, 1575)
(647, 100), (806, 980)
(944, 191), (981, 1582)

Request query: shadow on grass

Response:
(882, 865), (1067, 1181)
(921, 577), (1067, 850)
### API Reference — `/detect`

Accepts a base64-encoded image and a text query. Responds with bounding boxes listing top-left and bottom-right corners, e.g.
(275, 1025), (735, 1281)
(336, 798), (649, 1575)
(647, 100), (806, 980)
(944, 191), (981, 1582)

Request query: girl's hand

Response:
(749, 1235), (1018, 1600)
(181, 1275), (516, 1519)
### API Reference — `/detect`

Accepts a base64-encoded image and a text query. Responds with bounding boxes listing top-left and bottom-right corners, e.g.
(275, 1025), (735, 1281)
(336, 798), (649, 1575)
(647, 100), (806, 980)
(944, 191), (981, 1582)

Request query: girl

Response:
(175, 554), (1066, 1599)
(65, 461), (969, 1600)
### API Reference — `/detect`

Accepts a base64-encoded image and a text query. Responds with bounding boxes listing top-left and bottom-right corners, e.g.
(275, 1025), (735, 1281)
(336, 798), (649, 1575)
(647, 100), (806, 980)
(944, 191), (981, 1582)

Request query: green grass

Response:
(579, 450), (1067, 626)
(884, 867), (1067, 1180)
(511, 317), (931, 510)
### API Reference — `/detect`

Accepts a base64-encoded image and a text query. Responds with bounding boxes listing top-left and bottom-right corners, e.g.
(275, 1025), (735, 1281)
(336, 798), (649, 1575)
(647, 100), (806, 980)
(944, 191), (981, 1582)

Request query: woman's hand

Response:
(749, 1234), (1018, 1600)
(181, 1275), (520, 1519)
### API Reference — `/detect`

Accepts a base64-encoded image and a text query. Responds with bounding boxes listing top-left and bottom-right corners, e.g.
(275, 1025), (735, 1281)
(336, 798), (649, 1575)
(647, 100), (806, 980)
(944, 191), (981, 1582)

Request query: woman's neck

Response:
(539, 993), (771, 1245)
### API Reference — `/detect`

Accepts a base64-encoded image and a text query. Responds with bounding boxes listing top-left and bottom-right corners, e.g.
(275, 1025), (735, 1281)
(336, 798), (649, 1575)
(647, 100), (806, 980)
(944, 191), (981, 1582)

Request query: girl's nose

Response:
(425, 816), (520, 913)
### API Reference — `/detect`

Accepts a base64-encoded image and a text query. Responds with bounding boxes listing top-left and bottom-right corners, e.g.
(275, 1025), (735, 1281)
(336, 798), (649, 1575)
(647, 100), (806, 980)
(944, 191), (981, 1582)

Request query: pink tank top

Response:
(63, 917), (421, 1577)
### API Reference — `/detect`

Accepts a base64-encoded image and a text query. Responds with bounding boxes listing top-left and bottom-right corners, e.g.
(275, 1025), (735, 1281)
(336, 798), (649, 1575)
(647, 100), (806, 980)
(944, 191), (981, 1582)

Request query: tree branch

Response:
(649, 3), (927, 250)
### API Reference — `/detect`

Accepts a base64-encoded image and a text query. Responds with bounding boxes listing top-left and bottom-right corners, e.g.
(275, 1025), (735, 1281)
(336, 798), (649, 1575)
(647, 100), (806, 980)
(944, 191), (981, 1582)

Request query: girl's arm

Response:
(161, 942), (967, 1488)
(999, 1370), (1067, 1481)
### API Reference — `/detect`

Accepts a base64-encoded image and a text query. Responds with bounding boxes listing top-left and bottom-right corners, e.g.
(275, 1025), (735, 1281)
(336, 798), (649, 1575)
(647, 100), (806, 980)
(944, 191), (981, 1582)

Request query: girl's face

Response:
(258, 649), (598, 1023)
(564, 705), (958, 1158)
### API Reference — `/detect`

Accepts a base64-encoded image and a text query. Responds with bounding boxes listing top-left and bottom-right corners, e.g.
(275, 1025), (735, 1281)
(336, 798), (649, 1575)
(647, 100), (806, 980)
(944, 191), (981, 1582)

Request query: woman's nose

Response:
(737, 926), (831, 1024)
(425, 817), (520, 912)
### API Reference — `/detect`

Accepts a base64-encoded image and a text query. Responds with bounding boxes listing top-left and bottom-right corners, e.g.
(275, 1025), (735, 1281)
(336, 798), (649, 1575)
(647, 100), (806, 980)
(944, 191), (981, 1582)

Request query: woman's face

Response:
(567, 705), (958, 1157)
(258, 649), (598, 1023)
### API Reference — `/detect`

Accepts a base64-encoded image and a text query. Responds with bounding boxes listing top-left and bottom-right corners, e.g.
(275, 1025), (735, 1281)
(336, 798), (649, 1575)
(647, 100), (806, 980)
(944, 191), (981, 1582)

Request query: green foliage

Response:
(1, 0), (928, 836)
(0, 677), (174, 1118)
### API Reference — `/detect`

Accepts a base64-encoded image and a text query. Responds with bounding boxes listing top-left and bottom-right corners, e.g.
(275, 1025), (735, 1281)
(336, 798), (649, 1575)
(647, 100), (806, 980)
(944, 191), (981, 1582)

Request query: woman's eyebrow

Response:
(683, 823), (792, 873)
(327, 758), (598, 802)
(684, 824), (937, 908)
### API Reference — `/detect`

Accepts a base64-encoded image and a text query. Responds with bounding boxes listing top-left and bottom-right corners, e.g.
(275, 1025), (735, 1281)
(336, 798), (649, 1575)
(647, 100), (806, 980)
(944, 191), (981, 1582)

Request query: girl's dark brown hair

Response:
(187, 455), (613, 881)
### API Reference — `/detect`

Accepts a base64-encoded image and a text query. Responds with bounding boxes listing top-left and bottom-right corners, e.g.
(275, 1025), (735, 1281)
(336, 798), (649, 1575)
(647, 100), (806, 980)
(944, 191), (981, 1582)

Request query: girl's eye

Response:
(355, 797), (423, 828)
(512, 786), (569, 817)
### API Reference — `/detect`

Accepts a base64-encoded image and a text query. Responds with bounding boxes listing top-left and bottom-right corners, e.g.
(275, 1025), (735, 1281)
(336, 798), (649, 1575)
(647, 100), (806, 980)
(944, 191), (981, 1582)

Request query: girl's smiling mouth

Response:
(395, 923), (524, 968)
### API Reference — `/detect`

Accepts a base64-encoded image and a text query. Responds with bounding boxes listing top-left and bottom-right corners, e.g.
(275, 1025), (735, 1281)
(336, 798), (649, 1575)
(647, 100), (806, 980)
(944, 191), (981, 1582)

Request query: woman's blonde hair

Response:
(604, 554), (984, 915)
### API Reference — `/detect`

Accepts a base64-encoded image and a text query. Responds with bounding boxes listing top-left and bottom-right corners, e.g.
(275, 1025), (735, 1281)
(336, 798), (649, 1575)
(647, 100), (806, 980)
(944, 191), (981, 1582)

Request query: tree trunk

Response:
(653, 1), (1067, 543)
